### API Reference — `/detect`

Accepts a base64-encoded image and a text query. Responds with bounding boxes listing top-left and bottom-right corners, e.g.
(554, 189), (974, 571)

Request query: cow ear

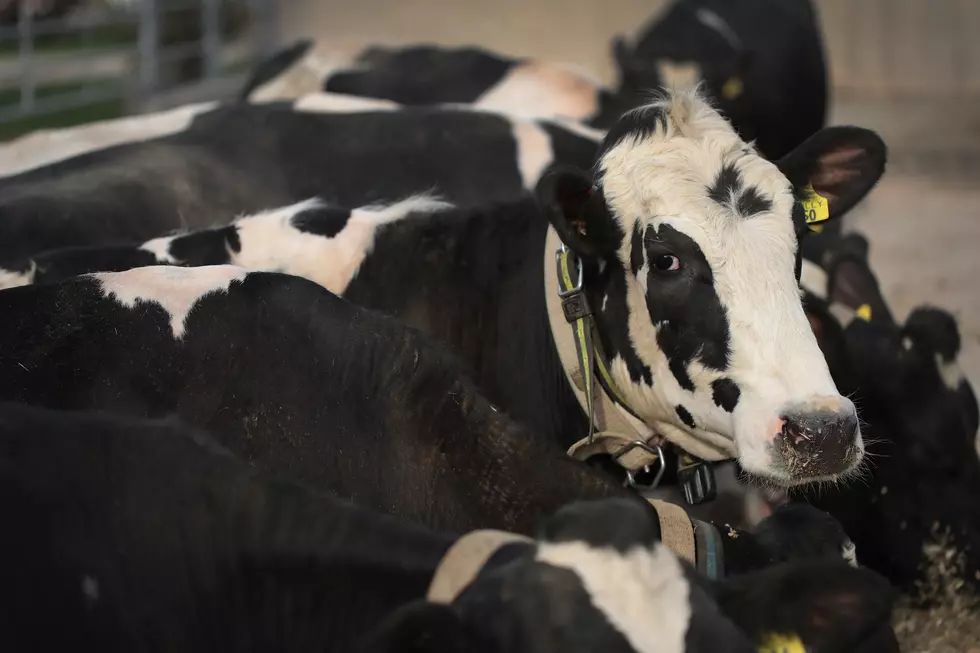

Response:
(715, 561), (897, 653)
(776, 127), (887, 229)
(536, 167), (621, 258)
(358, 601), (483, 653)
(612, 36), (634, 75)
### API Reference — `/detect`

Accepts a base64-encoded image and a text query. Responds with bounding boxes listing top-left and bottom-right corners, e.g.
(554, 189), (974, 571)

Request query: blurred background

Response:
(2, 0), (978, 390)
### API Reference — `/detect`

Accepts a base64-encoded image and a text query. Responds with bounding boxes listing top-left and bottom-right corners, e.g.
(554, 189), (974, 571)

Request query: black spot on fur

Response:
(291, 205), (352, 238)
(597, 104), (669, 162)
(642, 224), (731, 391)
(675, 405), (696, 428)
(594, 264), (654, 387)
(708, 163), (772, 218)
(707, 163), (743, 208)
(167, 226), (240, 265)
(711, 378), (740, 412)
(538, 498), (661, 552)
(629, 220), (645, 276)
(735, 186), (773, 217)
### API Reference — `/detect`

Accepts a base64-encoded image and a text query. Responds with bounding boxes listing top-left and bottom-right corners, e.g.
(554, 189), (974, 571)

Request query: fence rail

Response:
(0, 0), (277, 139)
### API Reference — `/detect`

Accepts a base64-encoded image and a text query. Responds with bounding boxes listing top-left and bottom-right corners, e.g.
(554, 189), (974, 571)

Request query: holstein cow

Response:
(0, 403), (901, 653)
(242, 40), (634, 127)
(1, 91), (890, 492)
(613, 0), (828, 159)
(0, 97), (597, 262)
(0, 264), (861, 577)
(241, 1), (826, 159)
(793, 233), (980, 592)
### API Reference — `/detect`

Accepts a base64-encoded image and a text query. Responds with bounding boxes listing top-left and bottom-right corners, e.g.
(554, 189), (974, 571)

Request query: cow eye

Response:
(653, 254), (680, 272)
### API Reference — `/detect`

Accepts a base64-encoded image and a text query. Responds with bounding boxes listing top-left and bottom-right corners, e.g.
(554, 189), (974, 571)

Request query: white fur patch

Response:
(511, 119), (554, 189)
(0, 263), (35, 290)
(293, 92), (400, 113)
(936, 354), (965, 392)
(475, 61), (601, 122)
(656, 61), (702, 91)
(94, 265), (248, 339)
(536, 541), (690, 653)
(231, 195), (452, 293)
(0, 102), (217, 177)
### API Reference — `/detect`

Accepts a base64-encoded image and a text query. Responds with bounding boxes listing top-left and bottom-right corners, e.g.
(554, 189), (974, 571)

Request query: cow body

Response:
(243, 1), (827, 159)
(0, 99), (596, 263)
(1, 91), (889, 487)
(0, 403), (898, 653)
(0, 266), (626, 536)
(0, 264), (862, 578)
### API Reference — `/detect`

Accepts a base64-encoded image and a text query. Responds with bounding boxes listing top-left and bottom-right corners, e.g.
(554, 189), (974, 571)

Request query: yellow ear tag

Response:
(722, 76), (744, 100)
(758, 633), (806, 653)
(808, 223), (824, 234)
(801, 184), (830, 225)
(856, 304), (872, 321)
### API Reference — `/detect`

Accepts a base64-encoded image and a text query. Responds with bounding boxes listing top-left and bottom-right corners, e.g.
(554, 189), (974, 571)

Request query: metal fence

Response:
(0, 0), (278, 138)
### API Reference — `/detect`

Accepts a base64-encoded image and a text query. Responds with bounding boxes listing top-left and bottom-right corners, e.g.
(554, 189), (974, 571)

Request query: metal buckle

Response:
(555, 247), (583, 298)
(613, 441), (665, 490)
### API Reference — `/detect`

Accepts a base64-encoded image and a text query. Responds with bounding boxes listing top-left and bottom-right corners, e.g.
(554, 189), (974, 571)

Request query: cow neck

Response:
(543, 224), (665, 472)
(542, 225), (729, 501)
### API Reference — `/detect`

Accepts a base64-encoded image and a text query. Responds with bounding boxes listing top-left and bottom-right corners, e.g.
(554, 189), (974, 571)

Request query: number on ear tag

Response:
(758, 633), (806, 653)
(802, 184), (830, 225)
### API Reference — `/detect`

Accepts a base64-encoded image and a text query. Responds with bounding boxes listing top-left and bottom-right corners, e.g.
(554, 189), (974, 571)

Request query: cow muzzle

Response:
(769, 397), (862, 483)
(734, 394), (863, 485)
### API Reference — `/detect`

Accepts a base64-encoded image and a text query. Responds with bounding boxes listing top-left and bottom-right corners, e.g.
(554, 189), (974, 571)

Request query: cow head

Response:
(611, 35), (753, 131)
(366, 498), (898, 653)
(538, 89), (886, 486)
(799, 237), (980, 592)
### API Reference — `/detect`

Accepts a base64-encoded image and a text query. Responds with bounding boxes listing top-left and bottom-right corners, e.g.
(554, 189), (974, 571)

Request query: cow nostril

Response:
(776, 409), (861, 478)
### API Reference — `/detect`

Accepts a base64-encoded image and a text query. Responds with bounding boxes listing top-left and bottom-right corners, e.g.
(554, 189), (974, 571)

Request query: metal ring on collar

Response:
(614, 440), (666, 489)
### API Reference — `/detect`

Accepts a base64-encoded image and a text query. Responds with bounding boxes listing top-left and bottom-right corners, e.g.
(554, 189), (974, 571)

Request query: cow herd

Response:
(1, 1), (978, 651)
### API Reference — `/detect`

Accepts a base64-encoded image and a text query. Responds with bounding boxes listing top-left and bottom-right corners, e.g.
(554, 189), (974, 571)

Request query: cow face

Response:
(367, 498), (898, 653)
(539, 90), (886, 486)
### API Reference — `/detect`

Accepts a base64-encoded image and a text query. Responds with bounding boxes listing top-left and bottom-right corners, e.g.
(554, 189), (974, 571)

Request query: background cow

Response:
(0, 99), (597, 263)
(242, 0), (826, 161)
(612, 0), (826, 159)
(0, 402), (900, 653)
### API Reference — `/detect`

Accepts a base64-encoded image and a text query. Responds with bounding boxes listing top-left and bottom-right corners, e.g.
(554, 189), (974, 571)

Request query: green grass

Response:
(0, 24), (137, 56)
(0, 79), (125, 141)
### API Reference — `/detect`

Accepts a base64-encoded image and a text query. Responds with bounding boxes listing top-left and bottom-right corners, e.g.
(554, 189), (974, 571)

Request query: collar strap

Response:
(543, 226), (729, 494)
(427, 530), (533, 604)
(648, 499), (724, 580)
(542, 226), (665, 479)
(427, 506), (723, 604)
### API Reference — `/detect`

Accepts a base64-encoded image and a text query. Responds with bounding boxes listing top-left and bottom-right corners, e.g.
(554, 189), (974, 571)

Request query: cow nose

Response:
(774, 401), (861, 479)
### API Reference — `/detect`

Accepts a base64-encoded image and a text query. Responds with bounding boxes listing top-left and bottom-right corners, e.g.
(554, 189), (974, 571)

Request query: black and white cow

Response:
(241, 41), (634, 128)
(613, 0), (828, 160)
(0, 264), (865, 577)
(0, 98), (597, 263)
(792, 233), (980, 592)
(241, 1), (827, 160)
(0, 403), (900, 653)
(2, 91), (889, 489)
